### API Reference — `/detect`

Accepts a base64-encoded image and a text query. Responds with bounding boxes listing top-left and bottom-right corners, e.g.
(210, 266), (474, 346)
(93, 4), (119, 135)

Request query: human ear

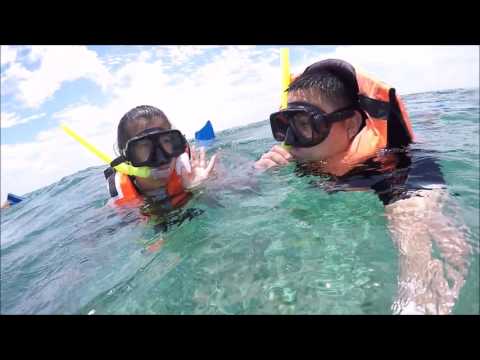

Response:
(345, 112), (362, 140)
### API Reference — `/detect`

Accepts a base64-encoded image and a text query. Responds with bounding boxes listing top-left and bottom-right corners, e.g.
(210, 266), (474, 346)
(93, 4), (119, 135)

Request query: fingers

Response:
(177, 152), (192, 175)
(180, 152), (218, 190)
(146, 238), (164, 253)
(254, 145), (292, 170)
(204, 154), (217, 175)
(271, 144), (292, 160)
(189, 146), (214, 170)
(254, 158), (278, 170)
(199, 147), (206, 168)
(190, 145), (198, 167)
(261, 151), (289, 165)
(190, 144), (197, 161)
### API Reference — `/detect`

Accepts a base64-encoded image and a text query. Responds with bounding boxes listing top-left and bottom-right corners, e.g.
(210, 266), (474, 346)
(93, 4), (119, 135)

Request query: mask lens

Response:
(158, 133), (174, 155)
(269, 102), (352, 147)
(312, 117), (330, 144)
(157, 131), (185, 157)
(155, 147), (170, 166)
(270, 112), (290, 141)
(291, 112), (314, 143)
(128, 138), (153, 165)
(125, 129), (187, 167)
(292, 112), (332, 146)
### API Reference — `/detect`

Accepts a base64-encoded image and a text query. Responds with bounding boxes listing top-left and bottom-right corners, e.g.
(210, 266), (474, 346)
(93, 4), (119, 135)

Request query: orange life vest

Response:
(104, 164), (190, 209)
(293, 59), (415, 176)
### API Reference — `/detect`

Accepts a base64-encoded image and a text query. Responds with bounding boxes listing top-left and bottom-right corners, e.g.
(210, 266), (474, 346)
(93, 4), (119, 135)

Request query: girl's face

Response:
(125, 117), (175, 187)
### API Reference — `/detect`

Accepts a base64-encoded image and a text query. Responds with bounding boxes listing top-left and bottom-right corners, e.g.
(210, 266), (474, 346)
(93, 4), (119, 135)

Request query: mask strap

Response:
(110, 155), (127, 168)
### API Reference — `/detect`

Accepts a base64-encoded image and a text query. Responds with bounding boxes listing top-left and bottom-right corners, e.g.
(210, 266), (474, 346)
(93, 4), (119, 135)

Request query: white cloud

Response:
(1, 130), (110, 204)
(292, 45), (479, 95)
(1, 112), (47, 128)
(107, 46), (280, 138)
(0, 46), (280, 203)
(167, 46), (205, 63)
(2, 46), (113, 109)
(154, 45), (221, 65)
(1, 45), (18, 65)
(1, 45), (479, 203)
(1, 61), (32, 97)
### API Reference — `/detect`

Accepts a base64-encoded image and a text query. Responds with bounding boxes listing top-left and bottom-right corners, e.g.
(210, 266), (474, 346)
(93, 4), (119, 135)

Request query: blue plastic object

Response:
(195, 120), (215, 147)
(195, 120), (215, 141)
(7, 193), (24, 205)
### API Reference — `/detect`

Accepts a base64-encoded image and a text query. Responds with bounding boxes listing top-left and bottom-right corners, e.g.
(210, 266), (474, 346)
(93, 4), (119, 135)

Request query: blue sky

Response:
(1, 45), (479, 202)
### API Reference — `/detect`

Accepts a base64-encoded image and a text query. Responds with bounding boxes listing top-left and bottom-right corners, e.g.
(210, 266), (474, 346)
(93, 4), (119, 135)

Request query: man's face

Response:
(286, 89), (353, 162)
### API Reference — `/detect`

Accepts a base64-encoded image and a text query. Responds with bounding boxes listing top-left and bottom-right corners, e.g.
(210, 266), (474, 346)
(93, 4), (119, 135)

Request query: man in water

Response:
(255, 59), (471, 315)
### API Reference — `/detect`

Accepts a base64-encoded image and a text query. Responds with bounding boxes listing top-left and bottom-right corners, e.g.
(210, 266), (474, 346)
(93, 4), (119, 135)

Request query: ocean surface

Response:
(1, 88), (478, 314)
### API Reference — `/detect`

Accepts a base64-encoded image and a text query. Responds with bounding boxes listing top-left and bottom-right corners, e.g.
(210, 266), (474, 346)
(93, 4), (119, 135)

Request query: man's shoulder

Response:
(333, 148), (446, 204)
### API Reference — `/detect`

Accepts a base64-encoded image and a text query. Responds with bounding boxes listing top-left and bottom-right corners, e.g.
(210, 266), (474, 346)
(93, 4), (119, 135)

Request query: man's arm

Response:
(385, 188), (471, 315)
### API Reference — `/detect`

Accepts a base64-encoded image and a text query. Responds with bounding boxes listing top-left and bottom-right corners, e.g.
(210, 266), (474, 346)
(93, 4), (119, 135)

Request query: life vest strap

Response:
(106, 170), (119, 197)
(104, 166), (115, 179)
(358, 89), (412, 149)
(110, 155), (126, 168)
(387, 88), (413, 148)
(359, 95), (390, 119)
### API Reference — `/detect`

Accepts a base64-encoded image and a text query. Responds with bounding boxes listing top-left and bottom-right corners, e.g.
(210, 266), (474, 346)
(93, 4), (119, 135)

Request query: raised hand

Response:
(179, 145), (217, 189)
(254, 144), (292, 170)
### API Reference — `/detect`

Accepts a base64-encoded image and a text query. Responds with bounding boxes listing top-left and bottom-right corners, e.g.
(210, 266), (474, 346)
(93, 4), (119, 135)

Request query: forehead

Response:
(287, 89), (336, 113)
(126, 116), (170, 138)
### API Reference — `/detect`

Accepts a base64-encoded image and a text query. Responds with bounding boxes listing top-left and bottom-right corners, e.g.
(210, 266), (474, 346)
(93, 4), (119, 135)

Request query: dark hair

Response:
(117, 105), (171, 155)
(287, 70), (355, 110)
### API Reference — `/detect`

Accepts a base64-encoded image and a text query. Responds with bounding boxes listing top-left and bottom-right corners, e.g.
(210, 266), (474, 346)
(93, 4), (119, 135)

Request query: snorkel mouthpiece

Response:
(115, 163), (151, 178)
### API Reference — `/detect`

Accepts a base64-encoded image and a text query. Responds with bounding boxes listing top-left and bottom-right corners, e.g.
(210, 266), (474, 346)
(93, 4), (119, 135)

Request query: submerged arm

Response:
(385, 188), (471, 315)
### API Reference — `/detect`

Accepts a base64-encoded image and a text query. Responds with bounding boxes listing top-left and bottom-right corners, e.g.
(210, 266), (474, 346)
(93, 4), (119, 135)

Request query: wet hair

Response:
(287, 70), (355, 110)
(117, 105), (171, 155)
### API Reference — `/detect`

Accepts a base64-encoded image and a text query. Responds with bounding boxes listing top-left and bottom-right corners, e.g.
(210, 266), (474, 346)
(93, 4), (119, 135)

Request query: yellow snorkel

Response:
(60, 123), (152, 178)
(280, 48), (292, 151)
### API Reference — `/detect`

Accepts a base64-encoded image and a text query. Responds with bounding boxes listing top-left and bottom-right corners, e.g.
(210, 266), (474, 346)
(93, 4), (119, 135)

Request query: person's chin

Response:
(289, 147), (301, 158)
(149, 164), (172, 181)
(157, 164), (171, 171)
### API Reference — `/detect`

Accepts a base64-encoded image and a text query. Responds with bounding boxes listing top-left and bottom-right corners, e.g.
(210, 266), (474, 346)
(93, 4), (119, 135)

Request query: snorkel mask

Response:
(111, 127), (191, 179)
(60, 124), (191, 179)
(270, 102), (356, 147)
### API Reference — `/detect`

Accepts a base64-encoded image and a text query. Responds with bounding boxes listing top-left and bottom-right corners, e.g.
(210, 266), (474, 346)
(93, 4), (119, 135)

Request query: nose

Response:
(155, 147), (169, 164)
(284, 128), (297, 146)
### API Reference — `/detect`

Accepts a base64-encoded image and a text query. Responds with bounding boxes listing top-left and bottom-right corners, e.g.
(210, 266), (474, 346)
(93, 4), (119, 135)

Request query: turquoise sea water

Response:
(1, 88), (478, 314)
